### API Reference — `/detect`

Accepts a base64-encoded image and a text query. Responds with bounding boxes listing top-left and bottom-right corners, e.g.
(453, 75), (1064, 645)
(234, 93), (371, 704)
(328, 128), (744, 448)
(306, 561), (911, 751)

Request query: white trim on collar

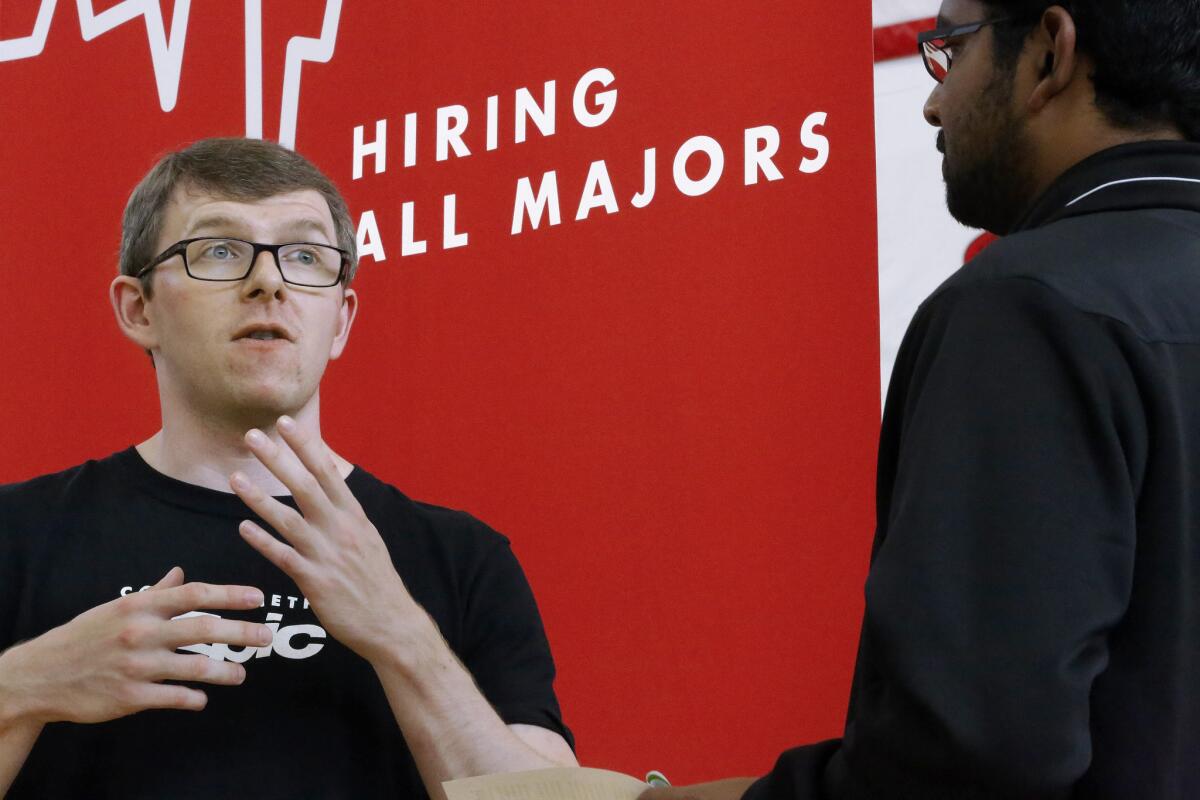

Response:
(1067, 176), (1200, 207)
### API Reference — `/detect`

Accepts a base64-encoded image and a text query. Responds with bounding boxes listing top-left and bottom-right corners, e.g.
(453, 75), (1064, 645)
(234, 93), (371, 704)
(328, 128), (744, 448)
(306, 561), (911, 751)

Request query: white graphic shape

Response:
(75, 0), (193, 112)
(245, 0), (263, 138)
(277, 0), (343, 149)
(0, 0), (344, 148)
(0, 0), (58, 60)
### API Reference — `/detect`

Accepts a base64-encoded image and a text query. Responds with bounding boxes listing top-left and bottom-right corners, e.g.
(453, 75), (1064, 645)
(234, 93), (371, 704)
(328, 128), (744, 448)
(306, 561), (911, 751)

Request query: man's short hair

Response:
(986, 0), (1200, 141)
(120, 137), (358, 296)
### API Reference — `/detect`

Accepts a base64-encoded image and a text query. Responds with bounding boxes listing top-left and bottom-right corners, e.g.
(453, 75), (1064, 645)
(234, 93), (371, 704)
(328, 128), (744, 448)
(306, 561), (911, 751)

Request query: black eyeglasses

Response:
(137, 237), (350, 288)
(917, 18), (1013, 83)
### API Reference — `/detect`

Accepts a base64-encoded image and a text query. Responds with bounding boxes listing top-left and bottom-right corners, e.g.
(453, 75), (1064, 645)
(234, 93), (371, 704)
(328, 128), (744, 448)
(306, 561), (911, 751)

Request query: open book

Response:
(443, 767), (656, 800)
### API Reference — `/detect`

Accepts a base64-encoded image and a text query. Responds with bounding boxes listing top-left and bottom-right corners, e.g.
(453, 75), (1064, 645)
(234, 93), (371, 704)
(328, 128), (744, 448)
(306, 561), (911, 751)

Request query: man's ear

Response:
(1026, 6), (1081, 114)
(328, 287), (359, 361)
(110, 275), (158, 354)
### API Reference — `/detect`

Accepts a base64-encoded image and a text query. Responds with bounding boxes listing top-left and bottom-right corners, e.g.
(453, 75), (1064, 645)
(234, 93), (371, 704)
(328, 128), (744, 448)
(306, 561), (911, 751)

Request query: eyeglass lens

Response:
(922, 40), (950, 81)
(186, 238), (341, 286)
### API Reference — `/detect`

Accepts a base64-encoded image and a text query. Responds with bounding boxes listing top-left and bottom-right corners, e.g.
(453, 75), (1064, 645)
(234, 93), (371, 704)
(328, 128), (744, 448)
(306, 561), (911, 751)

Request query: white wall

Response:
(873, 0), (984, 399)
(874, 0), (941, 26)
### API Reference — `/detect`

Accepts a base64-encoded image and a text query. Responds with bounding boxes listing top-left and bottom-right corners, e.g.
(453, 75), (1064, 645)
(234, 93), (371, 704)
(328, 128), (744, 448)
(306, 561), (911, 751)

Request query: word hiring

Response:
(119, 583), (326, 663)
(354, 114), (830, 261)
(351, 67), (619, 176)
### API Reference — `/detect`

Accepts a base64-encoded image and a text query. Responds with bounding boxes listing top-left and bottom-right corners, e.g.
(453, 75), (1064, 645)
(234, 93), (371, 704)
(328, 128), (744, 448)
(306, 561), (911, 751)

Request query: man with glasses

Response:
(645, 0), (1200, 797)
(0, 137), (576, 798)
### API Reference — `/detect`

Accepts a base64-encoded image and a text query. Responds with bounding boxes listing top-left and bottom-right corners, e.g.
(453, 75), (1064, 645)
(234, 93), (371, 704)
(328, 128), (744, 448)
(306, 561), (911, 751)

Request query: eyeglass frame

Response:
(916, 17), (1014, 83)
(135, 237), (351, 288)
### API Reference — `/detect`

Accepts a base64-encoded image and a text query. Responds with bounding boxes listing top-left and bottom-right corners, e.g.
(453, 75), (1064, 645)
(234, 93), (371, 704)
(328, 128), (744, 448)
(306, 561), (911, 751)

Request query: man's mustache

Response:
(936, 131), (946, 154)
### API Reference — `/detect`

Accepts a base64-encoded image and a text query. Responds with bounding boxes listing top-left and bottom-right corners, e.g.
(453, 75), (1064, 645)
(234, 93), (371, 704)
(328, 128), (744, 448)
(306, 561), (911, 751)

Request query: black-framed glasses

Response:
(917, 18), (1012, 83)
(137, 237), (350, 288)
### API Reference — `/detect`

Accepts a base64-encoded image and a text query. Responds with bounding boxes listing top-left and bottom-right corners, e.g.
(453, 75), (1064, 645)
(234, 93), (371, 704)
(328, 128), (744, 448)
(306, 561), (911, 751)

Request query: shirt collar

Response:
(1014, 140), (1200, 232)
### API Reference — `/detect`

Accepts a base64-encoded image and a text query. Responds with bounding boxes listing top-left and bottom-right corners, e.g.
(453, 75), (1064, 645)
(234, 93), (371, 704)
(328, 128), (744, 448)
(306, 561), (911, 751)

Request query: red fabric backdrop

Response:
(0, 0), (879, 781)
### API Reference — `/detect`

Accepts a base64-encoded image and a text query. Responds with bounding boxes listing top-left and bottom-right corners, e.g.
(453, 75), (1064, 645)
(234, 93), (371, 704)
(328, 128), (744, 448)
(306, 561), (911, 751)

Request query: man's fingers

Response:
(163, 614), (273, 651)
(157, 653), (249, 686)
(240, 428), (332, 522)
(276, 415), (357, 508)
(229, 470), (318, 553)
(134, 683), (209, 712)
(152, 566), (185, 589)
(148, 582), (265, 616)
(239, 520), (307, 579)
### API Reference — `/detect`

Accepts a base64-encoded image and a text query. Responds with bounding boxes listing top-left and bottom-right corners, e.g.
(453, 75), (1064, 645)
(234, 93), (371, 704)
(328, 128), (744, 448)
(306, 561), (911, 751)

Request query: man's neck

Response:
(136, 400), (353, 495)
(1026, 119), (1187, 215)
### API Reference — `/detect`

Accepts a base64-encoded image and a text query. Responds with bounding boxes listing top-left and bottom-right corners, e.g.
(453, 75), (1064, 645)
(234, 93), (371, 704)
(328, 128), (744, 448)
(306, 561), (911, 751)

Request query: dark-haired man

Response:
(645, 1), (1200, 797)
(0, 138), (576, 799)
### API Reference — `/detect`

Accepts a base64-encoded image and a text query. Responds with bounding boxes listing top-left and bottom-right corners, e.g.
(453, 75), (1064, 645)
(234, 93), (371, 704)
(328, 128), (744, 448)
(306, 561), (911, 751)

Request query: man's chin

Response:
(225, 385), (308, 428)
(945, 176), (1015, 235)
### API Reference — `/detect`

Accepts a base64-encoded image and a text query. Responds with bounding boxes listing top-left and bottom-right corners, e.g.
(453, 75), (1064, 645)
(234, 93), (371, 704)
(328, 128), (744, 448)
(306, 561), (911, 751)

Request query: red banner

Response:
(0, 0), (879, 780)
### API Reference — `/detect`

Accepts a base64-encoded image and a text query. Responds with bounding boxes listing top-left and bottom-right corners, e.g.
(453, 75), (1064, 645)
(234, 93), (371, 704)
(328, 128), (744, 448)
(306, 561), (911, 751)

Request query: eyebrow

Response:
(185, 214), (248, 237)
(278, 219), (335, 243)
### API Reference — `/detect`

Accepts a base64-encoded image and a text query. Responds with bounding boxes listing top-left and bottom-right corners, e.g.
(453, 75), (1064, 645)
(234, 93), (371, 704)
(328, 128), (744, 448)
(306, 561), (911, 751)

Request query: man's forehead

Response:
(164, 185), (335, 238)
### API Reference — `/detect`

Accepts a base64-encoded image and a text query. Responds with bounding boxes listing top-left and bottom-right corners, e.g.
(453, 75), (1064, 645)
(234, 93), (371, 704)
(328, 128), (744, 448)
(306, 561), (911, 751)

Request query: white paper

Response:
(443, 767), (648, 800)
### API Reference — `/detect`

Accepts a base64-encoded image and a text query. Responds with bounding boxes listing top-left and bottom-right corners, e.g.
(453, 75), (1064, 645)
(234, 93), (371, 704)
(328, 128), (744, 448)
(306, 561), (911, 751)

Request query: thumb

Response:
(152, 566), (185, 589)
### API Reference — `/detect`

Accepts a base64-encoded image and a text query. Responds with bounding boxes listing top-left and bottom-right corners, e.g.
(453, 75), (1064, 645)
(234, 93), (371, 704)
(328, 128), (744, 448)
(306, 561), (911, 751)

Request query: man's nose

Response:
(242, 248), (286, 298)
(923, 84), (943, 128)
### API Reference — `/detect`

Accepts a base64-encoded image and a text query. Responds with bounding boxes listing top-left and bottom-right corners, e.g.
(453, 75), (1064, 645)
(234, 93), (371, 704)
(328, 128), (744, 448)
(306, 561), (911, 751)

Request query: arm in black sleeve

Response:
(459, 533), (574, 750)
(0, 485), (40, 795)
(746, 277), (1143, 799)
(0, 486), (26, 653)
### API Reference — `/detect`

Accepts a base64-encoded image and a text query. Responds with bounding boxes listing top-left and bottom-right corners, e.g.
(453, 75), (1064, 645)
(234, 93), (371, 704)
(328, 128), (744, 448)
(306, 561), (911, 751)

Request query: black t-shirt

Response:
(0, 447), (571, 799)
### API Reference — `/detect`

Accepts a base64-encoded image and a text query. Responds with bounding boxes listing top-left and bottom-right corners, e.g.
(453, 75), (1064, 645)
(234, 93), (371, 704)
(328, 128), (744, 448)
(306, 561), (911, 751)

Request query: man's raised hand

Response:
(0, 567), (271, 726)
(231, 416), (427, 665)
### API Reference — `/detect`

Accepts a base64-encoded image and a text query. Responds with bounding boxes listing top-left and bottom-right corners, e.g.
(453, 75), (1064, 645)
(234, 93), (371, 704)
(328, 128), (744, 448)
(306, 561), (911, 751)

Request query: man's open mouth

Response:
(233, 323), (294, 342)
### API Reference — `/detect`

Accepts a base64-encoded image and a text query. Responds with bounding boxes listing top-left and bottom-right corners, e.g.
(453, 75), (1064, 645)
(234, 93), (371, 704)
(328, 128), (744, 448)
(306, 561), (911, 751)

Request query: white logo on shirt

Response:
(172, 610), (326, 662)
(117, 584), (327, 662)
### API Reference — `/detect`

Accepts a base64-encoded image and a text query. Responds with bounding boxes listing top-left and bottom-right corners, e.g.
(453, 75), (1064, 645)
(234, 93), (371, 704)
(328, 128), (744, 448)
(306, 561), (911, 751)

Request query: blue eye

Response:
(199, 241), (243, 260)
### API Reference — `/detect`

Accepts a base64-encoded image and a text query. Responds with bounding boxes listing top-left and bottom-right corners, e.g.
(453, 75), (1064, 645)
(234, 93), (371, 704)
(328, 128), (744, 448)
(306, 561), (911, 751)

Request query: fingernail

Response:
(258, 625), (274, 645)
(246, 589), (264, 606)
(245, 429), (268, 447)
(230, 473), (249, 491)
(277, 416), (296, 432)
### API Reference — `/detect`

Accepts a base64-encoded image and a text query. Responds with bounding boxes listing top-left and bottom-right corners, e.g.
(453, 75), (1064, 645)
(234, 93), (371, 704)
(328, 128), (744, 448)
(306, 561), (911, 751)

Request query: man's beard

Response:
(941, 74), (1038, 236)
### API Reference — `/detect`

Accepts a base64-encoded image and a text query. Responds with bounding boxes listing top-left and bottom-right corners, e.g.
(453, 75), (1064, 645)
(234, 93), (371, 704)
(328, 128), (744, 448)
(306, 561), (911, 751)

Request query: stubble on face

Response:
(219, 346), (313, 428)
(942, 60), (1039, 235)
(153, 296), (316, 435)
